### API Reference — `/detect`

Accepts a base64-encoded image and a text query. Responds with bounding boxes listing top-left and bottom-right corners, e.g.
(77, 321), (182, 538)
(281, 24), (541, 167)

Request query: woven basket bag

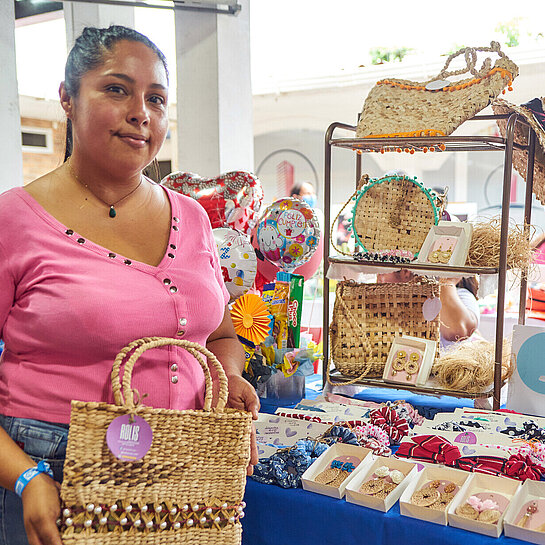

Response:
(59, 337), (252, 545)
(356, 41), (518, 139)
(329, 279), (440, 382)
(348, 175), (443, 257)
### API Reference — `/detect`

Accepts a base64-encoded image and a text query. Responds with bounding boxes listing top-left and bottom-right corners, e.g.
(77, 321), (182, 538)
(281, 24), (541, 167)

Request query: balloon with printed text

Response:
(256, 197), (320, 272)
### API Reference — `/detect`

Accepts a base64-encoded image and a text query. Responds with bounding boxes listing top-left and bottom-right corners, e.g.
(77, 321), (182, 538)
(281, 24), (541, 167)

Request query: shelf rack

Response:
(322, 113), (538, 410)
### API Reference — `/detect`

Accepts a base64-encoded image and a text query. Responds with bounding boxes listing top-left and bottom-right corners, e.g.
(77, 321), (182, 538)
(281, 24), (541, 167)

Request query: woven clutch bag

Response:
(59, 337), (252, 545)
(329, 279), (440, 381)
(356, 41), (518, 139)
(348, 174), (444, 257)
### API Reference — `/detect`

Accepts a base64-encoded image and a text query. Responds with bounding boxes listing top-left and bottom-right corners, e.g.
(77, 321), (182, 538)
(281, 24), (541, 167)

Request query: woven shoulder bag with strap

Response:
(356, 41), (518, 139)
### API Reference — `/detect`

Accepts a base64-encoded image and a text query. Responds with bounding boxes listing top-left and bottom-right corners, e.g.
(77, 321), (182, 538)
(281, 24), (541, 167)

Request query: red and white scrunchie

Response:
(370, 406), (409, 444)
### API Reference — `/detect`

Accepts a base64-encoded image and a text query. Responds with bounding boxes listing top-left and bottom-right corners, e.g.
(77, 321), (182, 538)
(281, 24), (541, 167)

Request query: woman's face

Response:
(62, 40), (169, 176)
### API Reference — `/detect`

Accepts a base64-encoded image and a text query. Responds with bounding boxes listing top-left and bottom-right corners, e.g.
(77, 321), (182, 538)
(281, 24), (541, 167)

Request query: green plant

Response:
(496, 18), (521, 47)
(370, 47), (412, 65)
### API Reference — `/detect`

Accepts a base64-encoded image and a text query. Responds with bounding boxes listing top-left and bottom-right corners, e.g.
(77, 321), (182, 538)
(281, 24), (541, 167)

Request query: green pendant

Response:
(109, 206), (116, 218)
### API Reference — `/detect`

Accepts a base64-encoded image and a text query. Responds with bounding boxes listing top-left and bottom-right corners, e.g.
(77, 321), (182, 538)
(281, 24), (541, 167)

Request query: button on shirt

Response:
(0, 187), (229, 424)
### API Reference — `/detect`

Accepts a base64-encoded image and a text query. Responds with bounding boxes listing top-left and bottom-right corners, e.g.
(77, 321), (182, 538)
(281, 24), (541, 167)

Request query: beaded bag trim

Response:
(58, 500), (245, 533)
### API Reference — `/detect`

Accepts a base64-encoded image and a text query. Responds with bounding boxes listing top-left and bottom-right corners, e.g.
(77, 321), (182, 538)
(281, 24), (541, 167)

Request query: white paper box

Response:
(255, 414), (331, 448)
(383, 335), (437, 387)
(416, 221), (472, 270)
(399, 465), (470, 526)
(448, 472), (521, 538)
(301, 443), (371, 499)
(345, 455), (418, 512)
(504, 480), (545, 544)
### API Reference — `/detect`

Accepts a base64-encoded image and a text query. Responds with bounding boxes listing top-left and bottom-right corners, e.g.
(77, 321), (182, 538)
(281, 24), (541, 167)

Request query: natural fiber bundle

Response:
(466, 218), (535, 271)
(432, 339), (514, 393)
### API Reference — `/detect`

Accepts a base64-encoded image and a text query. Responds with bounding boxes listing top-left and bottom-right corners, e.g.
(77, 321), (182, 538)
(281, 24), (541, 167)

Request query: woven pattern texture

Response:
(60, 337), (252, 545)
(493, 98), (545, 205)
(330, 280), (440, 379)
(356, 43), (518, 138)
(353, 176), (437, 255)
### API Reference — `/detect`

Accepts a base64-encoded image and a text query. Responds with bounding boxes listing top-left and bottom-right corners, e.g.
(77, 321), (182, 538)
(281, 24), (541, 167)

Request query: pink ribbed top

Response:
(0, 187), (229, 424)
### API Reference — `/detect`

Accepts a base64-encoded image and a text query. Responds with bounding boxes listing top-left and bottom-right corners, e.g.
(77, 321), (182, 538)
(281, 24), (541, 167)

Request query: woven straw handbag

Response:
(356, 41), (518, 139)
(329, 279), (440, 382)
(59, 337), (252, 545)
(331, 174), (444, 259)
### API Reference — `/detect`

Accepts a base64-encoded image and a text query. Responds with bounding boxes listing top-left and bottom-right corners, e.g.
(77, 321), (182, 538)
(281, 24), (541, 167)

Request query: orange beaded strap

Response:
(362, 42), (515, 143)
(377, 66), (514, 94)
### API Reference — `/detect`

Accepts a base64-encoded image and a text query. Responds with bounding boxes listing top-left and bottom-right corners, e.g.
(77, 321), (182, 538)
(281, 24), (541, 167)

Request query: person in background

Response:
(376, 269), (480, 348)
(290, 181), (317, 208)
(0, 25), (258, 545)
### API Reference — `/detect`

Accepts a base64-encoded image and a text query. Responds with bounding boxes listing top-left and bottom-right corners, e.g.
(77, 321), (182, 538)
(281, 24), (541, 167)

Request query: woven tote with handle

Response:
(59, 337), (252, 545)
(329, 279), (440, 382)
(356, 41), (518, 139)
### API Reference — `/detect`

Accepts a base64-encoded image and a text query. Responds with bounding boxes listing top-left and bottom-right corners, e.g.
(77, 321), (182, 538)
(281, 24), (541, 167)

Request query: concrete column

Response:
(63, 2), (135, 50)
(175, 0), (253, 176)
(0, 1), (23, 190)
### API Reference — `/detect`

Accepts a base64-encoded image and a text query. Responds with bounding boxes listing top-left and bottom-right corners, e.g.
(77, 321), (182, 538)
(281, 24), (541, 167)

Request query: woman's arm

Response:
(206, 306), (260, 416)
(439, 280), (479, 342)
(206, 305), (260, 473)
(0, 428), (62, 545)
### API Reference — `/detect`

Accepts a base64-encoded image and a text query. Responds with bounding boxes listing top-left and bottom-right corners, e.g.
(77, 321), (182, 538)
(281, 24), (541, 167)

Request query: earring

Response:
(438, 247), (453, 264)
(517, 501), (538, 528)
(428, 249), (440, 264)
(405, 352), (420, 380)
(391, 350), (407, 376)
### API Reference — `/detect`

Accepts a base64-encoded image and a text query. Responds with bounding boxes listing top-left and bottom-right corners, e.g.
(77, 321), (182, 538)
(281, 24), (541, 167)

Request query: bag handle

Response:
(329, 175), (370, 257)
(436, 41), (507, 80)
(111, 337), (228, 412)
(327, 281), (375, 385)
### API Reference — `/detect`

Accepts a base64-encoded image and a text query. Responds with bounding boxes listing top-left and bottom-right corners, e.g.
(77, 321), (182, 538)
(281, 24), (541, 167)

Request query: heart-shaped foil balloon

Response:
(161, 171), (264, 235)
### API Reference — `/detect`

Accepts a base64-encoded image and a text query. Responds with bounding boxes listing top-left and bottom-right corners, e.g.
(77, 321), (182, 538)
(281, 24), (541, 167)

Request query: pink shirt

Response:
(0, 187), (229, 424)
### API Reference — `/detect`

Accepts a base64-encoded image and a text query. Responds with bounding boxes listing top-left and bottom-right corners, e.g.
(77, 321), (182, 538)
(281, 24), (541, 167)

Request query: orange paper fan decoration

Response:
(230, 293), (271, 345)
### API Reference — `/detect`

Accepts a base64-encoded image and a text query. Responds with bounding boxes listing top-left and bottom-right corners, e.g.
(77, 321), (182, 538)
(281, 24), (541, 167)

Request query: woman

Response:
(0, 26), (258, 545)
(377, 269), (480, 347)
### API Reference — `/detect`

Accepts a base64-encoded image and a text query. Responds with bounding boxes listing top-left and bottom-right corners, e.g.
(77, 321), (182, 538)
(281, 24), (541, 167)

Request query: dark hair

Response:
(290, 181), (314, 197)
(63, 25), (169, 161)
(456, 276), (479, 299)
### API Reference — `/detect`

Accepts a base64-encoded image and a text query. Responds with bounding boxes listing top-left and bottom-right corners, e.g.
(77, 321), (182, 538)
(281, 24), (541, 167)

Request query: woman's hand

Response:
(226, 374), (260, 475)
(22, 474), (62, 545)
(226, 374), (260, 418)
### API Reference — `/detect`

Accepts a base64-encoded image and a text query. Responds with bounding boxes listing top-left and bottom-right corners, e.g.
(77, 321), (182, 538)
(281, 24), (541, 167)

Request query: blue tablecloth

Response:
(242, 478), (524, 545)
(350, 387), (474, 419)
(259, 374), (475, 419)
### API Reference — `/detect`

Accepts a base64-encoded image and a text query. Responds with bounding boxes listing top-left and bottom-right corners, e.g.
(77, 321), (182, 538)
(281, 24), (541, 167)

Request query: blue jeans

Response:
(0, 415), (68, 545)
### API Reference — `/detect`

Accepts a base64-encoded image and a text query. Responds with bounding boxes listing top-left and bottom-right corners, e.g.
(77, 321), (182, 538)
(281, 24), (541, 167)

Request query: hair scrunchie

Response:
(370, 406), (409, 444)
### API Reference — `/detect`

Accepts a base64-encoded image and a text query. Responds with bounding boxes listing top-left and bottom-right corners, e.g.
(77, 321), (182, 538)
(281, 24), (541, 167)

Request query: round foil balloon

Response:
(213, 228), (257, 302)
(256, 197), (320, 272)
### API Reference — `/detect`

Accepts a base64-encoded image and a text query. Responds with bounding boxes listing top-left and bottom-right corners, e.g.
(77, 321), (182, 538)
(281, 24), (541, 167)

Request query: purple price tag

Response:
(106, 415), (153, 461)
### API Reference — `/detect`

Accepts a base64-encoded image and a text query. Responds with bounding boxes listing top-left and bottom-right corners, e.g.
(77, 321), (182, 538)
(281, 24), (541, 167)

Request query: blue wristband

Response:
(14, 461), (54, 497)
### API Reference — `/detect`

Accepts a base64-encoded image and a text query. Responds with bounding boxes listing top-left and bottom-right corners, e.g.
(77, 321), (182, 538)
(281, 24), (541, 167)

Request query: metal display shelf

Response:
(327, 371), (497, 400)
(329, 256), (499, 276)
(322, 113), (538, 409)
